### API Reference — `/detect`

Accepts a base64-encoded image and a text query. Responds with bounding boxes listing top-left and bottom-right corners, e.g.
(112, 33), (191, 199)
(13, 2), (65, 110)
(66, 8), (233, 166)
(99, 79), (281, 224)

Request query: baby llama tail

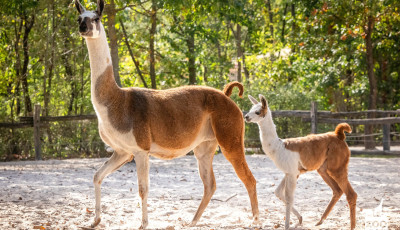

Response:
(335, 123), (352, 141)
(223, 81), (244, 98)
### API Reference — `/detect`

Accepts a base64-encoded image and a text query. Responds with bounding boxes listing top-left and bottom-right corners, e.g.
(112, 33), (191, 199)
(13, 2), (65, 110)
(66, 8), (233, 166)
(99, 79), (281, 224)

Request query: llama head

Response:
(75, 0), (104, 39)
(244, 94), (269, 123)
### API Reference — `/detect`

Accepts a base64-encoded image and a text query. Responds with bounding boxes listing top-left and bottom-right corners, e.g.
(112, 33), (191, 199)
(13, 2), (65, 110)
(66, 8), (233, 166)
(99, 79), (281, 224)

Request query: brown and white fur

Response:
(245, 95), (357, 230)
(74, 0), (259, 228)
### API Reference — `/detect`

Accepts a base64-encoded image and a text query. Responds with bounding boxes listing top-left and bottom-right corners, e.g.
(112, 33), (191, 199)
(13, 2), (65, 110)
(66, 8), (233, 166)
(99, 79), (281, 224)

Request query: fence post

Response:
(34, 104), (42, 160)
(382, 123), (390, 151)
(311, 101), (318, 134)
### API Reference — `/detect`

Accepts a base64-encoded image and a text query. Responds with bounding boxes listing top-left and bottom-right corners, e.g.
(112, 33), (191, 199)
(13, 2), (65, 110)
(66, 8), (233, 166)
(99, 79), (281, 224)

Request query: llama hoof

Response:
(298, 216), (303, 225)
(315, 219), (324, 226)
(188, 220), (197, 227)
(251, 216), (261, 226)
(90, 217), (101, 228)
(139, 220), (148, 229)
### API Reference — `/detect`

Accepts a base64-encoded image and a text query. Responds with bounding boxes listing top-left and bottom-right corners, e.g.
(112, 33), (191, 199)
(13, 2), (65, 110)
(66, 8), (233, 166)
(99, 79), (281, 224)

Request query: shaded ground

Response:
(0, 154), (399, 229)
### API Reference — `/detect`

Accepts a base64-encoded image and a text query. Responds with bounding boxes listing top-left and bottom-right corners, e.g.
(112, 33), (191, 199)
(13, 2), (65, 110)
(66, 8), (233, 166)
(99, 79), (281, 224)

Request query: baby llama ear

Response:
(96, 0), (105, 16)
(259, 94), (268, 108)
(75, 0), (85, 14)
(248, 95), (258, 105)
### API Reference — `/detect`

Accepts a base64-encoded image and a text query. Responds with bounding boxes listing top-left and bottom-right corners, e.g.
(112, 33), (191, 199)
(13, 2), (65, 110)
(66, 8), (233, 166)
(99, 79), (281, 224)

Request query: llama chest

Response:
(261, 140), (301, 175)
(93, 100), (142, 153)
(98, 120), (142, 154)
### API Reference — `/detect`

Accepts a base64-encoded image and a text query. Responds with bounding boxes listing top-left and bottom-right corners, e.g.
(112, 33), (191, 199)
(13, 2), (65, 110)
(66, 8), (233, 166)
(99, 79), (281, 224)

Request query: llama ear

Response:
(96, 0), (105, 16)
(248, 95), (258, 105)
(75, 0), (85, 14)
(259, 94), (268, 108)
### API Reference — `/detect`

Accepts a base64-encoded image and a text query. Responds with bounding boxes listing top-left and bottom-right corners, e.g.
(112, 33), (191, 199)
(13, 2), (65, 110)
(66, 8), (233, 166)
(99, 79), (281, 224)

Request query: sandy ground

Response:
(0, 154), (399, 230)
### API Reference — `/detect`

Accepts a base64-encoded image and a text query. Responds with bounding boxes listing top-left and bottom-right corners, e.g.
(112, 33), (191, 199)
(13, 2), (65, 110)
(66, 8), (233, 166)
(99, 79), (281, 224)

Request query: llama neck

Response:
(258, 110), (283, 157)
(84, 23), (120, 111)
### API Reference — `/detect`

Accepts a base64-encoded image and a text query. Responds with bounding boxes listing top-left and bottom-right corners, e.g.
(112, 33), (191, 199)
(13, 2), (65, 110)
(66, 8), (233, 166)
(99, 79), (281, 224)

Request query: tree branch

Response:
(120, 19), (148, 88)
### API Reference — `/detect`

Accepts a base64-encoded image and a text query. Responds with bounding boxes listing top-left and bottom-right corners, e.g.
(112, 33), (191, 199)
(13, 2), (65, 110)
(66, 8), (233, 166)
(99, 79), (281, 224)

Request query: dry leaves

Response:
(86, 208), (93, 213)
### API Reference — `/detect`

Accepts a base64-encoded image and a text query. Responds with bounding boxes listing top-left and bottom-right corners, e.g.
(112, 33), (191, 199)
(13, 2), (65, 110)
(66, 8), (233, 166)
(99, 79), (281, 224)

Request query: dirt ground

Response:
(0, 154), (399, 229)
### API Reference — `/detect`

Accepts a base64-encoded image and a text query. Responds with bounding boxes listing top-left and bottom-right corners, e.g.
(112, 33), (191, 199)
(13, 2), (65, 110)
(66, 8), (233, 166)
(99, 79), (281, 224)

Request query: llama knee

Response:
(210, 180), (217, 194)
(139, 185), (148, 199)
(203, 178), (217, 194)
(346, 191), (357, 206)
(93, 172), (102, 185)
(274, 188), (284, 200)
(333, 190), (344, 198)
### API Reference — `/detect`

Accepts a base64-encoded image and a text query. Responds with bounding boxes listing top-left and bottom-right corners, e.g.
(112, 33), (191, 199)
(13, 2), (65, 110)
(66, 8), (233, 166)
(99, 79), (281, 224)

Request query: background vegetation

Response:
(1, 0), (400, 159)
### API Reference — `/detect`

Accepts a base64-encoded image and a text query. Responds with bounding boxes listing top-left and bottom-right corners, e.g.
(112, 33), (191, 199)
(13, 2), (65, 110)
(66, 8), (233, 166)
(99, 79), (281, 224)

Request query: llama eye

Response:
(255, 111), (260, 115)
(94, 18), (99, 22)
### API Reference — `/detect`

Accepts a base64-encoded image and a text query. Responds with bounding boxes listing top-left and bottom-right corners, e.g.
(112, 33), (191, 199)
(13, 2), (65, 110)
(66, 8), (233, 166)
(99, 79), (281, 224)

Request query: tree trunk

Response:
(43, 6), (50, 116)
(80, 39), (85, 115)
(380, 58), (388, 108)
(235, 24), (242, 82)
(291, 4), (296, 33)
(149, 0), (157, 89)
(281, 4), (288, 43)
(266, 0), (274, 39)
(61, 7), (76, 115)
(291, 3), (296, 53)
(187, 32), (196, 85)
(21, 13), (34, 116)
(364, 15), (377, 150)
(14, 19), (23, 116)
(44, 2), (56, 117)
(106, 0), (122, 87)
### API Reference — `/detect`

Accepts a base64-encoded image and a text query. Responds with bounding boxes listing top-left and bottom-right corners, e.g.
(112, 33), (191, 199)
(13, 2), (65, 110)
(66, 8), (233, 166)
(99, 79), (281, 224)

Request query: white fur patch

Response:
(247, 100), (301, 175)
(80, 11), (97, 18)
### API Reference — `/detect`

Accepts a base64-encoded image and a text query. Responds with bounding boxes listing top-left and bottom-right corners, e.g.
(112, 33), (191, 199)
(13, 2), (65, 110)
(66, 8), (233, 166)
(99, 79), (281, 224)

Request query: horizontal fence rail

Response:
(2, 103), (400, 160)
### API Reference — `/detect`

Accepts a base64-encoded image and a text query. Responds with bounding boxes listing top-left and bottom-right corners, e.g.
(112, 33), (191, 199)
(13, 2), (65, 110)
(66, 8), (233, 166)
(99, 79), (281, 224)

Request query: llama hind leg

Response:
(220, 147), (259, 224)
(329, 170), (358, 230)
(316, 166), (343, 226)
(210, 110), (259, 224)
(92, 151), (133, 227)
(189, 140), (218, 226)
(274, 176), (302, 224)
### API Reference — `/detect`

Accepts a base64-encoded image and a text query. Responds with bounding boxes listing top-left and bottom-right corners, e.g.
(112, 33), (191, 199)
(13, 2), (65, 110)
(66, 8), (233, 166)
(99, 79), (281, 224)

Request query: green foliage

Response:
(0, 0), (400, 159)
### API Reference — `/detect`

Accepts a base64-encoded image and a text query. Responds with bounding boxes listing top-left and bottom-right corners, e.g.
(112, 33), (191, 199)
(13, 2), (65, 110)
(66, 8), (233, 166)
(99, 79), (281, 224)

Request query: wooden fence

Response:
(1, 103), (400, 160)
(266, 102), (400, 155)
(0, 104), (96, 160)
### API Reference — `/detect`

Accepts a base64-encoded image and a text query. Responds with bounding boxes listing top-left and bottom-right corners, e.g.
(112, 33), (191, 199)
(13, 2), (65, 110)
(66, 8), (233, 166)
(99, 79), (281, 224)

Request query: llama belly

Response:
(149, 141), (200, 160)
(149, 122), (216, 160)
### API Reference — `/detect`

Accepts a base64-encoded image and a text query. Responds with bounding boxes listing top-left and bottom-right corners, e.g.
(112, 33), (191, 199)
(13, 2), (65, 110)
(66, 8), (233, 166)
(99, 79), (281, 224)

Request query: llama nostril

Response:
(79, 23), (88, 33)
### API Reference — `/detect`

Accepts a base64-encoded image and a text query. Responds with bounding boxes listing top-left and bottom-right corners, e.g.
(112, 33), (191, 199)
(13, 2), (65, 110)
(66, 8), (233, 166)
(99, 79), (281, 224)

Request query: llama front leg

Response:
(190, 140), (218, 226)
(92, 152), (133, 227)
(135, 152), (150, 229)
(284, 174), (297, 230)
(275, 176), (302, 224)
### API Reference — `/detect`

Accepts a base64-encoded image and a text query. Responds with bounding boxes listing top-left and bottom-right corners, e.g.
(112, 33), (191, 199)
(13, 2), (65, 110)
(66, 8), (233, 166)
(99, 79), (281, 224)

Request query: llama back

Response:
(284, 134), (340, 171)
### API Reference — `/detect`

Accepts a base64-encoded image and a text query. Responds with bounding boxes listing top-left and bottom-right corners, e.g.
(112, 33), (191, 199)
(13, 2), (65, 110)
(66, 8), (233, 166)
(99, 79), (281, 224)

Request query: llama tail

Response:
(335, 123), (352, 141)
(223, 81), (244, 98)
